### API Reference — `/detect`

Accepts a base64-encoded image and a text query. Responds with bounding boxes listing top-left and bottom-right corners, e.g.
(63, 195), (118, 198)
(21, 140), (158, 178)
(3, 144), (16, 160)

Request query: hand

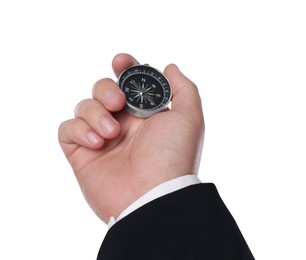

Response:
(58, 53), (204, 223)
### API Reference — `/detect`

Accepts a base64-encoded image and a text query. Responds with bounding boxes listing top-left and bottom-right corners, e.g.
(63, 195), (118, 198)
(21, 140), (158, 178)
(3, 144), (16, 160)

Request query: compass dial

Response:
(117, 64), (172, 118)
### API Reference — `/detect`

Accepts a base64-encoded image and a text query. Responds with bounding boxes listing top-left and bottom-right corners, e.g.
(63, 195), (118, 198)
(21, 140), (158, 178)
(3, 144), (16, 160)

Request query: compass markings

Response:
(128, 80), (157, 106)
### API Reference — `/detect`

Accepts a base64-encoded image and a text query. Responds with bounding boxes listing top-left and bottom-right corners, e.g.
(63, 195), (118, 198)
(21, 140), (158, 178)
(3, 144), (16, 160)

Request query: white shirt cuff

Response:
(108, 174), (202, 229)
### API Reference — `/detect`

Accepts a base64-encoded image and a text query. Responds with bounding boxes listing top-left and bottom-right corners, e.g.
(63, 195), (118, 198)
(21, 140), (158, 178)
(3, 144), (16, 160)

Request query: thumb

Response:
(164, 64), (204, 124)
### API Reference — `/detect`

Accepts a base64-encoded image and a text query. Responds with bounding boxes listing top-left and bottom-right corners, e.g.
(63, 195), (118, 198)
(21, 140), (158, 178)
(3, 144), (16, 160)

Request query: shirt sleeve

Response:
(108, 174), (202, 229)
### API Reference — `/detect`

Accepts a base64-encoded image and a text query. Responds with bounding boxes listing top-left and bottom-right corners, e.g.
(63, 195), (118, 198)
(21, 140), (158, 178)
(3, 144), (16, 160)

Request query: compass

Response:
(117, 64), (172, 118)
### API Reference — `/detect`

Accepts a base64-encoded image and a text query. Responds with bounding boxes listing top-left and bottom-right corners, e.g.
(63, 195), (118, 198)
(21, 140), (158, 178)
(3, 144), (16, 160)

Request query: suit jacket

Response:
(97, 183), (255, 259)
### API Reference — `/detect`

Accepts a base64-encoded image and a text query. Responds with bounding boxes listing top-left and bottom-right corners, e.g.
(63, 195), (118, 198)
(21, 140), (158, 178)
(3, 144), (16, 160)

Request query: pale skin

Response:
(58, 53), (205, 223)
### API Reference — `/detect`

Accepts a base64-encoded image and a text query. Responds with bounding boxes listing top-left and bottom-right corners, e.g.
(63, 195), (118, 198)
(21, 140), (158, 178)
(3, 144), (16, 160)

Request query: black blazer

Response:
(98, 183), (255, 259)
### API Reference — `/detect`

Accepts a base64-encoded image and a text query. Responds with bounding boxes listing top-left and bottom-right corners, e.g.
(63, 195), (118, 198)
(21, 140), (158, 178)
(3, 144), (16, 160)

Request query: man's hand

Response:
(58, 53), (204, 223)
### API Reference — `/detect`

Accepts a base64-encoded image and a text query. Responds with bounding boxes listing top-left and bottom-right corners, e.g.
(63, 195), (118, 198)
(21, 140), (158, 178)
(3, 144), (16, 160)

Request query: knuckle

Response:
(92, 78), (114, 97)
(58, 119), (74, 142)
(74, 99), (92, 117)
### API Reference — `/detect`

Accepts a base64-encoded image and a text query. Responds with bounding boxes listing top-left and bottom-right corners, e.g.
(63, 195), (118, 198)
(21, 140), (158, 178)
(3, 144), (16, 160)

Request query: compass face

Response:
(118, 64), (172, 118)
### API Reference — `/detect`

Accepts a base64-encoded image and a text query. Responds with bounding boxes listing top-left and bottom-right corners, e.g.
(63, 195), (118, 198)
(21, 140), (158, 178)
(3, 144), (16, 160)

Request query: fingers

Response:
(92, 78), (126, 112)
(58, 53), (140, 162)
(74, 98), (121, 139)
(58, 118), (105, 161)
(58, 96), (122, 159)
(59, 118), (104, 149)
(112, 53), (139, 78)
(59, 75), (127, 158)
(164, 64), (204, 125)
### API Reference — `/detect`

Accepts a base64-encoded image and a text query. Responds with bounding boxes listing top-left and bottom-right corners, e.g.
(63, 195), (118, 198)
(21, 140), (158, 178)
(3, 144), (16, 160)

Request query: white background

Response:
(0, 0), (305, 259)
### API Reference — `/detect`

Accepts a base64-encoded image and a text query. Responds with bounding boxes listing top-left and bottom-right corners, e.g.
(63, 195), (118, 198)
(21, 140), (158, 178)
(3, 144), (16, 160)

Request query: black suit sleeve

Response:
(97, 183), (255, 260)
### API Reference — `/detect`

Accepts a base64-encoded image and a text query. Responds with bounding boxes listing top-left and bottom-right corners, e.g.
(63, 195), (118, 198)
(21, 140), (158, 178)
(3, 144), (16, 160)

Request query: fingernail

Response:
(87, 131), (102, 144)
(99, 115), (117, 135)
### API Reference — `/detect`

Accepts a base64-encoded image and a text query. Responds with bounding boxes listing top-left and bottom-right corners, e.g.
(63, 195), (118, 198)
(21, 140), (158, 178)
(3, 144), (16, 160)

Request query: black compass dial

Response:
(117, 64), (172, 118)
